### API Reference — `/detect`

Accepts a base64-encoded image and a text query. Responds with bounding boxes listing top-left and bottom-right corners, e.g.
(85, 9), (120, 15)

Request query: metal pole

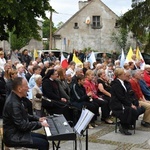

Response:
(86, 128), (88, 150)
(49, 11), (53, 50)
(9, 32), (11, 51)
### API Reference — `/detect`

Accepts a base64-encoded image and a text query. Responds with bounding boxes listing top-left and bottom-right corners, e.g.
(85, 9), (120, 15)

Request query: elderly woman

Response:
(32, 74), (43, 117)
(143, 64), (150, 89)
(84, 69), (113, 124)
(97, 69), (112, 122)
(110, 68), (139, 135)
(97, 69), (111, 100)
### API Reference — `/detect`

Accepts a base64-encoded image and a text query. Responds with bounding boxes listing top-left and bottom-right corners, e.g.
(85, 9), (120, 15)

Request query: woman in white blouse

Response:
(0, 51), (6, 71)
(32, 74), (43, 117)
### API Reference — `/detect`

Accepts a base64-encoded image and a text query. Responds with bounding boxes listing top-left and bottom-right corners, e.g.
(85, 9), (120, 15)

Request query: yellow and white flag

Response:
(125, 47), (133, 62)
(136, 47), (145, 70)
(34, 49), (38, 60)
(73, 53), (83, 67)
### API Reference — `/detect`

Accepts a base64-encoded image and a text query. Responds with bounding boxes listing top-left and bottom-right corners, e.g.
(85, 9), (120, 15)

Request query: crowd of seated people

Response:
(1, 48), (150, 137)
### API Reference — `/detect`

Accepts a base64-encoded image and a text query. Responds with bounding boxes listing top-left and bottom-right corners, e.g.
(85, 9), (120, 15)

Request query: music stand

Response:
(74, 108), (94, 150)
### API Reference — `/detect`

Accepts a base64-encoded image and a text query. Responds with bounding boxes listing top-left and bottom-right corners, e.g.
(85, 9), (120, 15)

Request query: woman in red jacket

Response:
(84, 69), (113, 124)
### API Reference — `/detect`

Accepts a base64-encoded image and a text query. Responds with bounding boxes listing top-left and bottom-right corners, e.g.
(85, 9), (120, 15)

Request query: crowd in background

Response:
(1, 47), (150, 135)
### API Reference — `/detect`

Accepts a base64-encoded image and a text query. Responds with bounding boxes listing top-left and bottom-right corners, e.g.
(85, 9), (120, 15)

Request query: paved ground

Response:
(0, 115), (150, 150)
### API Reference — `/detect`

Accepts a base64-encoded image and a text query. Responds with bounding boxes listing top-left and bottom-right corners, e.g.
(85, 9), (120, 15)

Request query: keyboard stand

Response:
(52, 141), (60, 150)
(51, 139), (77, 150)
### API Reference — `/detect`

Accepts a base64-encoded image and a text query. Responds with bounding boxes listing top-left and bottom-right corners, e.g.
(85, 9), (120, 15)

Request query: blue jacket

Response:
(139, 79), (150, 100)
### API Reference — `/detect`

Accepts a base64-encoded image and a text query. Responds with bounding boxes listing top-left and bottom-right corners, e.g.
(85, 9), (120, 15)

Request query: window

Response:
(74, 22), (79, 29)
(92, 16), (101, 29)
(115, 20), (120, 28)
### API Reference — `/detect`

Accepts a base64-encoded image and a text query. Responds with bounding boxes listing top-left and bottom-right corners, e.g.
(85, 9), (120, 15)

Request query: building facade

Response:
(53, 0), (135, 53)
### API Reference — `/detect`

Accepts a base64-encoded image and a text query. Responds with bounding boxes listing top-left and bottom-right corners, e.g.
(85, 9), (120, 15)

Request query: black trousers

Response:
(117, 107), (139, 128)
(93, 98), (111, 119)
(0, 100), (5, 117)
(5, 133), (49, 150)
(71, 101), (99, 122)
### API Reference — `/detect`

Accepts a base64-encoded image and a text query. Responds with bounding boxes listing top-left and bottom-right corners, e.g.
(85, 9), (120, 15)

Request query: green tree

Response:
(10, 31), (30, 50)
(111, 28), (128, 51)
(119, 0), (150, 53)
(42, 18), (57, 49)
(0, 0), (53, 41)
(43, 19), (50, 38)
(43, 19), (57, 38)
(131, 0), (144, 7)
(43, 41), (49, 49)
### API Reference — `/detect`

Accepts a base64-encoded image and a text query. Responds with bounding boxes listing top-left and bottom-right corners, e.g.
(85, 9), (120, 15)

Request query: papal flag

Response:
(33, 49), (38, 60)
(136, 47), (145, 70)
(125, 47), (133, 62)
(73, 53), (83, 67)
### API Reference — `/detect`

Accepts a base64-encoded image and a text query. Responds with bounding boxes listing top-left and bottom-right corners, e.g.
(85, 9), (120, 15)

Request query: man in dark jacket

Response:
(3, 77), (49, 150)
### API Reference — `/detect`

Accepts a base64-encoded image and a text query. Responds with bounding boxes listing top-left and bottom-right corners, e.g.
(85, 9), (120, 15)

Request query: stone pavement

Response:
(0, 115), (150, 150)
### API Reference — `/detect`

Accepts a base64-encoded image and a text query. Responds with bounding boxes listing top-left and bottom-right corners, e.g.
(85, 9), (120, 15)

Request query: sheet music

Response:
(43, 120), (52, 136)
(74, 108), (94, 135)
(74, 109), (86, 131)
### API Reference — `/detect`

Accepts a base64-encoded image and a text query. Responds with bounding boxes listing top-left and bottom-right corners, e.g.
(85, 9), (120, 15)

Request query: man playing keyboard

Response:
(3, 77), (49, 150)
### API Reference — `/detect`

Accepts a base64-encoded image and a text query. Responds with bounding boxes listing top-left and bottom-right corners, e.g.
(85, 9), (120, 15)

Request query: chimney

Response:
(78, 0), (90, 10)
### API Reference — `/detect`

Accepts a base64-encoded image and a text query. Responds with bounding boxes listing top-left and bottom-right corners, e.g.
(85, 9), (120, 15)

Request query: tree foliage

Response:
(42, 18), (57, 49)
(111, 28), (128, 51)
(131, 0), (144, 7)
(10, 30), (30, 50)
(0, 0), (53, 41)
(119, 0), (150, 53)
(43, 19), (57, 38)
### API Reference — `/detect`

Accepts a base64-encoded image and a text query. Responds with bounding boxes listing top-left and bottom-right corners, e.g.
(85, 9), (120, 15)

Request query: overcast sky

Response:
(49, 0), (132, 26)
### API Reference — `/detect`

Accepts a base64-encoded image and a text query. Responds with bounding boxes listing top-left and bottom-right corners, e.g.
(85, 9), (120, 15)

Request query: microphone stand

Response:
(41, 96), (81, 125)
(41, 95), (81, 111)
